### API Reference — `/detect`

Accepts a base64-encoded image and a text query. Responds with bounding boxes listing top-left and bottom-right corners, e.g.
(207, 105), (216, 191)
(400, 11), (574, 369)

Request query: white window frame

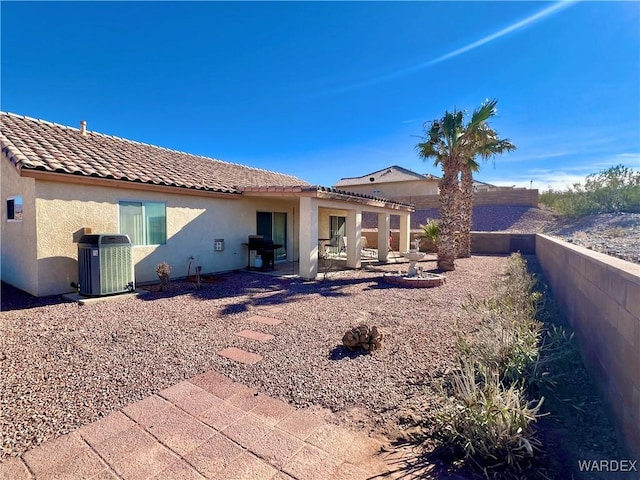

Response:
(118, 200), (167, 246)
(6, 195), (23, 222)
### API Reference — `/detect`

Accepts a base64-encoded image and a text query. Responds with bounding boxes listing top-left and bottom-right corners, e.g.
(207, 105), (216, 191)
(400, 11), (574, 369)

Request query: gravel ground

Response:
(0, 255), (507, 460)
(543, 212), (640, 264)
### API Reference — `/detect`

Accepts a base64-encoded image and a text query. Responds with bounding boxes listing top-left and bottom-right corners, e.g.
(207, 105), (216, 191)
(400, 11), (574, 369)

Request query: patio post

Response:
(399, 213), (411, 254)
(298, 197), (319, 279)
(346, 208), (362, 269)
(377, 212), (390, 262)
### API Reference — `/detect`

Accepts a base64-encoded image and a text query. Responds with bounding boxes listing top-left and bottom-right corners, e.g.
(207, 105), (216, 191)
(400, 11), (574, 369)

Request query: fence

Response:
(536, 235), (640, 459)
(392, 189), (539, 208)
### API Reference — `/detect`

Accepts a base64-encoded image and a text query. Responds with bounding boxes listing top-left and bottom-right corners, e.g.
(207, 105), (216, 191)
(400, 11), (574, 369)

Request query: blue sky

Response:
(2, 1), (638, 191)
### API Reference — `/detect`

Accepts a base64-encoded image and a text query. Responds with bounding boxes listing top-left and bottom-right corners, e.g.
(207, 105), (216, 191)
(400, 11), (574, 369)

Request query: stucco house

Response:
(1, 112), (414, 297)
(334, 165), (514, 198)
(334, 166), (440, 198)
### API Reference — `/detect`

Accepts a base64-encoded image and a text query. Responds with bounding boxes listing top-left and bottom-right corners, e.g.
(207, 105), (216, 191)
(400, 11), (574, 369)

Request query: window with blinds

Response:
(119, 201), (166, 245)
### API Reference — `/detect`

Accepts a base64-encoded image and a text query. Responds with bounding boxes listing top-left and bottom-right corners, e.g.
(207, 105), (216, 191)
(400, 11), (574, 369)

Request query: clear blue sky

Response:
(2, 1), (638, 191)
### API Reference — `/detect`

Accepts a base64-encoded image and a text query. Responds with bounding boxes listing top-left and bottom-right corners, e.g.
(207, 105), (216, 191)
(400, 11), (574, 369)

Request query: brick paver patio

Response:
(0, 370), (414, 479)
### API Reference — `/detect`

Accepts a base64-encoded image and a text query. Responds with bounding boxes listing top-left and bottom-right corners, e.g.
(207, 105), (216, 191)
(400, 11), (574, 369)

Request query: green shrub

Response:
(419, 219), (440, 245)
(540, 164), (640, 216)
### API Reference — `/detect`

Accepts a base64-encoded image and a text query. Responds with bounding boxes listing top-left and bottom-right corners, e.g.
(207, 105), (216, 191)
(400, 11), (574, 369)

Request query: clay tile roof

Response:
(0, 112), (309, 194)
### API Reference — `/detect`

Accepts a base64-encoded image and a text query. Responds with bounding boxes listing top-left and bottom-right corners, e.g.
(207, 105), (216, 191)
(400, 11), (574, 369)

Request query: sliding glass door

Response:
(256, 211), (287, 261)
(329, 215), (346, 250)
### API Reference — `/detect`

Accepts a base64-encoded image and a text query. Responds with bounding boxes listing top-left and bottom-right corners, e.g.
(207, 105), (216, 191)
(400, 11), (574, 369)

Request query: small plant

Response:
(419, 219), (440, 251)
(606, 226), (627, 238)
(156, 262), (171, 291)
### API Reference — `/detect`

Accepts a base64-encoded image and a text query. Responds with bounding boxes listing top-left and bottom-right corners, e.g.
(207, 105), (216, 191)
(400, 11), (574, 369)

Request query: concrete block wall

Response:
(364, 230), (533, 255)
(390, 189), (539, 209)
(536, 234), (640, 459)
(471, 232), (536, 255)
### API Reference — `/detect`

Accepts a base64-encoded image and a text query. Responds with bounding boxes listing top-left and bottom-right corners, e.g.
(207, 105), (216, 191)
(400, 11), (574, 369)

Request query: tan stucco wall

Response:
(340, 179), (438, 198)
(318, 208), (347, 239)
(1, 157), (38, 295)
(34, 180), (298, 296)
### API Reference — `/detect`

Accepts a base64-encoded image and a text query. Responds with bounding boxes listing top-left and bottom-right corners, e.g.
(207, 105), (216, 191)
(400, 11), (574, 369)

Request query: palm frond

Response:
(469, 99), (498, 128)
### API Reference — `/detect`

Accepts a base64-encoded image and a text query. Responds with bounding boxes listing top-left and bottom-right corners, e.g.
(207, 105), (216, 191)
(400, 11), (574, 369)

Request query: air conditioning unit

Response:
(77, 234), (134, 297)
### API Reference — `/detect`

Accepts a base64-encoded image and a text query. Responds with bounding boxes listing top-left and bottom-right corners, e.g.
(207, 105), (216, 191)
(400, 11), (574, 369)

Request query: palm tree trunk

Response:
(437, 165), (459, 271)
(458, 167), (474, 258)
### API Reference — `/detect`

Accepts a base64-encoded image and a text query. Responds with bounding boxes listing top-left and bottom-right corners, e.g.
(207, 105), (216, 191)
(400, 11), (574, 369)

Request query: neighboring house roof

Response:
(473, 179), (503, 188)
(0, 112), (308, 195)
(334, 165), (439, 187)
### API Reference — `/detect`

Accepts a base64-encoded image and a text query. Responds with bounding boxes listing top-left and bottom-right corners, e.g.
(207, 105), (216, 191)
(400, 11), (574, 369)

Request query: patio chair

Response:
(361, 236), (377, 258)
(324, 237), (340, 256)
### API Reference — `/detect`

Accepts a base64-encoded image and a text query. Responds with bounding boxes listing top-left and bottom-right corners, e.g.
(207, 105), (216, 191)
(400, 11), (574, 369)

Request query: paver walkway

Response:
(217, 313), (283, 365)
(1, 369), (403, 480)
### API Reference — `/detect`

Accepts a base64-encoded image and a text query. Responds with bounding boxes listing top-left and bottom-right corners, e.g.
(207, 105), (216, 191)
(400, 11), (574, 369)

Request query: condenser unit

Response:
(77, 234), (134, 297)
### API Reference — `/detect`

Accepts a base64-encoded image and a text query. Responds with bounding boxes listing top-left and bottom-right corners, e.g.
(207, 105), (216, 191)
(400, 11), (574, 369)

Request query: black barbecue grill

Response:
(244, 235), (283, 271)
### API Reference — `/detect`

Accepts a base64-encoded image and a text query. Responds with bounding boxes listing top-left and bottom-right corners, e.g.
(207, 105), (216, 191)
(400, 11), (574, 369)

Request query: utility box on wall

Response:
(77, 234), (134, 297)
(214, 238), (224, 252)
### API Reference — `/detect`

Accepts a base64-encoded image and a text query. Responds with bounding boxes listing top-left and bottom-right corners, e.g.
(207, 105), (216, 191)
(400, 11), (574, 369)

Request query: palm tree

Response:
(458, 104), (516, 258)
(416, 100), (515, 269)
(416, 110), (466, 271)
(458, 158), (480, 258)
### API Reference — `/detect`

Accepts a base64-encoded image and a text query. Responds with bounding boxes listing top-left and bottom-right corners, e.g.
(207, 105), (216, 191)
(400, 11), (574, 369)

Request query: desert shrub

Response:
(606, 226), (627, 238)
(156, 262), (171, 291)
(434, 253), (545, 475)
(540, 164), (640, 216)
(525, 324), (575, 398)
(436, 358), (543, 473)
(460, 253), (542, 384)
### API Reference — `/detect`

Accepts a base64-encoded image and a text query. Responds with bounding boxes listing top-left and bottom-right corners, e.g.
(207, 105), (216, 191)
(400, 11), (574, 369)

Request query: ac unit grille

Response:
(100, 245), (132, 295)
(78, 247), (94, 294)
(77, 234), (134, 297)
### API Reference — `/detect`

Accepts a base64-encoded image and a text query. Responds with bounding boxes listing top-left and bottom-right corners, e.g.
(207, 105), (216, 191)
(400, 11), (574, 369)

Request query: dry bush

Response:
(433, 253), (545, 476)
(436, 358), (544, 474)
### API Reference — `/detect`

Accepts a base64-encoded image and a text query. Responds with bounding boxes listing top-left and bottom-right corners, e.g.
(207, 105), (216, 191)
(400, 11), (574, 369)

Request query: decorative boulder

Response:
(342, 324), (383, 352)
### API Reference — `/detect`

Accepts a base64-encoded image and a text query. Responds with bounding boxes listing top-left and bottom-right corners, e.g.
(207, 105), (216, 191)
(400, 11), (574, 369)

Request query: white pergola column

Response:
(399, 213), (411, 253)
(377, 212), (390, 262)
(346, 208), (362, 269)
(298, 197), (319, 279)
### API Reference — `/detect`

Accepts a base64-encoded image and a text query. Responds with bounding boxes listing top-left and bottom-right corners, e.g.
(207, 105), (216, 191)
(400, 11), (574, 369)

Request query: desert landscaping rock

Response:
(248, 315), (283, 326)
(217, 348), (264, 365)
(543, 212), (640, 264)
(1, 205), (636, 466)
(0, 256), (506, 460)
(235, 330), (276, 343)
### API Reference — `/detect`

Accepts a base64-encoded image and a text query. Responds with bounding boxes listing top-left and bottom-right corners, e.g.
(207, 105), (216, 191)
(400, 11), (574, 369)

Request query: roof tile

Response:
(1, 112), (309, 194)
